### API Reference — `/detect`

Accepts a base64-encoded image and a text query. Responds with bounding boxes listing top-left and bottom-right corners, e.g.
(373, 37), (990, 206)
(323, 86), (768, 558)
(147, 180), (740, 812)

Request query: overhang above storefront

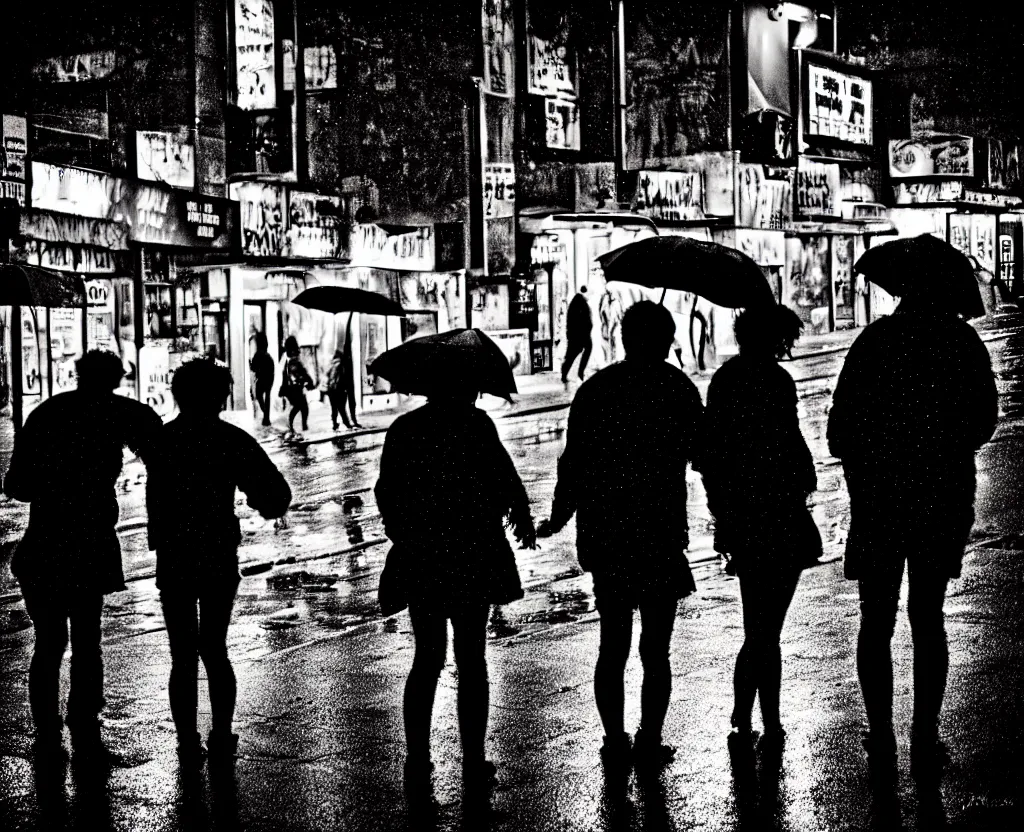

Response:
(0, 263), (86, 307)
(518, 210), (659, 234)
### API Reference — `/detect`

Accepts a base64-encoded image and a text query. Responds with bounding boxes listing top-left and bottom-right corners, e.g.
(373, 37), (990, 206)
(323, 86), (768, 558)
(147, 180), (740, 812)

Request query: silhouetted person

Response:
(695, 306), (819, 755)
(147, 359), (291, 762)
(249, 331), (275, 427)
(2, 350), (162, 753)
(280, 335), (313, 437)
(827, 291), (998, 791)
(561, 285), (593, 384)
(326, 345), (361, 431)
(374, 384), (536, 788)
(536, 300), (704, 769)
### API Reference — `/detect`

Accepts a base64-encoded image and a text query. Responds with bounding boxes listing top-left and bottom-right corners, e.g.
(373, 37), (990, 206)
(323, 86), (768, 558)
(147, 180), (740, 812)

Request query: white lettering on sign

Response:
(635, 171), (705, 221)
(85, 281), (111, 307)
(1, 180), (26, 206)
(20, 210), (131, 250)
(806, 64), (873, 145)
(736, 164), (792, 230)
(25, 240), (116, 273)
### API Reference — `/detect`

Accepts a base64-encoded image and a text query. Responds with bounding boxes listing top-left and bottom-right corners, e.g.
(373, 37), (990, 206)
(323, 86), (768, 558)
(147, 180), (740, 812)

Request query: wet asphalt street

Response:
(1, 318), (1024, 831)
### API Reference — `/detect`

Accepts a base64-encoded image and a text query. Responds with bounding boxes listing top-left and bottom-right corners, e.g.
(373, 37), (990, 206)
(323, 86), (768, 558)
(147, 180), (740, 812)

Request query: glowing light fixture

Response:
(768, 2), (816, 23)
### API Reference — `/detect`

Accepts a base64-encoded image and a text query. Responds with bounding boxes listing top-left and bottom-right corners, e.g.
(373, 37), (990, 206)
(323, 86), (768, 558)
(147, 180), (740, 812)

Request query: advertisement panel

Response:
(136, 131), (196, 190)
(234, 0), (277, 110)
(484, 163), (516, 219)
(349, 223), (435, 271)
(736, 164), (793, 230)
(285, 191), (346, 259)
(31, 162), (133, 222)
(889, 136), (974, 178)
(483, 0), (515, 96)
(1, 115), (27, 206)
(805, 63), (873, 145)
(796, 160), (841, 217)
(132, 186), (234, 248)
(230, 181), (287, 257)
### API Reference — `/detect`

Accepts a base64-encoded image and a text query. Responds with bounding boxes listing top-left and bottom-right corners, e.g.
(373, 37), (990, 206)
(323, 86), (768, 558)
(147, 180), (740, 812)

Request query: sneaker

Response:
(206, 730), (239, 759)
(462, 758), (497, 788)
(632, 729), (676, 768)
(758, 726), (787, 755)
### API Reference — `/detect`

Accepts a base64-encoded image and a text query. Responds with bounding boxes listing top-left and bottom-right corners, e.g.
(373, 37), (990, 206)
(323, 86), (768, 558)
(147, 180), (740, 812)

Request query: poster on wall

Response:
(139, 342), (174, 417)
(361, 316), (391, 395)
(889, 136), (974, 178)
(625, 7), (730, 167)
(949, 213), (997, 273)
(49, 309), (83, 395)
(1, 114), (27, 207)
(483, 0), (515, 96)
(805, 63), (873, 145)
(234, 0), (277, 111)
(736, 164), (793, 230)
(796, 160), (841, 217)
(488, 329), (532, 377)
(484, 163), (515, 219)
(831, 236), (856, 328)
(785, 236), (831, 335)
(525, 6), (576, 98)
(230, 181), (287, 257)
(136, 131), (196, 189)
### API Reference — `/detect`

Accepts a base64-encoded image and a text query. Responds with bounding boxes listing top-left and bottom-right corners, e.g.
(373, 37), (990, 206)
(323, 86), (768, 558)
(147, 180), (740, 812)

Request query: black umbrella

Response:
(853, 234), (986, 320)
(595, 236), (776, 308)
(368, 328), (518, 402)
(0, 263), (86, 308)
(291, 285), (405, 317)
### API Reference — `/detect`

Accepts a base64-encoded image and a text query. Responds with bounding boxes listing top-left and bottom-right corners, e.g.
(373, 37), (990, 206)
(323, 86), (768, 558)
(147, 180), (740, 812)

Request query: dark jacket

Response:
(3, 390), (162, 594)
(696, 354), (818, 571)
(827, 310), (998, 580)
(566, 293), (593, 342)
(548, 358), (704, 597)
(146, 415), (292, 589)
(374, 401), (532, 608)
(250, 350), (275, 389)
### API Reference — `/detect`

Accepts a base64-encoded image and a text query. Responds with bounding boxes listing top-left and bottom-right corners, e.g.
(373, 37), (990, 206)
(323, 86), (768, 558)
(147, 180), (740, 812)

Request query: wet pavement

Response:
(1, 318), (1024, 830)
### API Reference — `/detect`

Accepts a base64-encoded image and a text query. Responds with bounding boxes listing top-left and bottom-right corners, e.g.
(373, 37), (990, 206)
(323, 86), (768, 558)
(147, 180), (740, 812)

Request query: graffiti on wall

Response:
(231, 181), (286, 257)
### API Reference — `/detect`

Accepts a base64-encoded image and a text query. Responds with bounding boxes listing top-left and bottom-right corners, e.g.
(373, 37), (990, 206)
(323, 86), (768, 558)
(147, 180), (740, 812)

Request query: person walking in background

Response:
(326, 343), (362, 431)
(536, 300), (704, 770)
(147, 359), (292, 762)
(280, 335), (314, 438)
(2, 350), (162, 755)
(561, 285), (593, 385)
(827, 290), (997, 794)
(374, 383), (536, 789)
(695, 306), (819, 757)
(249, 331), (275, 427)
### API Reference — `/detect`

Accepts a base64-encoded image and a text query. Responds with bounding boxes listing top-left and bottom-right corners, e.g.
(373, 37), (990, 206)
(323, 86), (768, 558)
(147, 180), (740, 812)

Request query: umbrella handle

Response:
(660, 287), (667, 305)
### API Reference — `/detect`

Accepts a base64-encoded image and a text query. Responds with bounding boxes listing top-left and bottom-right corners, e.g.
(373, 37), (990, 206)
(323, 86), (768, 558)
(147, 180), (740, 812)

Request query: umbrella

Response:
(291, 285), (406, 317)
(0, 263), (86, 308)
(595, 236), (776, 309)
(368, 328), (518, 402)
(853, 234), (986, 320)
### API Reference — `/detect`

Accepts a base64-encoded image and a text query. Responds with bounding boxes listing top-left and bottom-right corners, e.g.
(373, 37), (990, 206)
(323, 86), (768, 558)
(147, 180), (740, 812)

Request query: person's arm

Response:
(782, 373), (816, 496)
(537, 395), (585, 537)
(826, 337), (868, 460)
(236, 432), (292, 519)
(374, 424), (410, 542)
(481, 415), (536, 548)
(126, 401), (164, 466)
(968, 331), (999, 450)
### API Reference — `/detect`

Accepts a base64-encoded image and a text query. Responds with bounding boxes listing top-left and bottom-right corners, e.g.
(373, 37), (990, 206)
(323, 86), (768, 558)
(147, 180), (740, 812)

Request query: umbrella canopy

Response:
(291, 286), (406, 317)
(595, 236), (776, 309)
(368, 328), (518, 402)
(0, 263), (86, 308)
(854, 234), (986, 320)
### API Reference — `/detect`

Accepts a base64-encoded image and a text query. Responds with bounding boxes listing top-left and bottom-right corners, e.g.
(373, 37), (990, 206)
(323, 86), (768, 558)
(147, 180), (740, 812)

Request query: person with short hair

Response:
(147, 358), (292, 762)
(537, 300), (704, 770)
(280, 335), (314, 437)
(2, 350), (162, 755)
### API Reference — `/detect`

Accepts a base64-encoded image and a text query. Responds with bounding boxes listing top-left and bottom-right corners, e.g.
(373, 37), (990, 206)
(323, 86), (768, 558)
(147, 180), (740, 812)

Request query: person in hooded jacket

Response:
(374, 381), (535, 788)
(147, 358), (292, 761)
(827, 290), (997, 792)
(695, 306), (819, 756)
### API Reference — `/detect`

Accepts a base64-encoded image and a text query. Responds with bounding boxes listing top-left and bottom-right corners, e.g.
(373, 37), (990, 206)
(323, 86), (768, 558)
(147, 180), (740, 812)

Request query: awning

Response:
(0, 263), (86, 308)
(518, 210), (659, 235)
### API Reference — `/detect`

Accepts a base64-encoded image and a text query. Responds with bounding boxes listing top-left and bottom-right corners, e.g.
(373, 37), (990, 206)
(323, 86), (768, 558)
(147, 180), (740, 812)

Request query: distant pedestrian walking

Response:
(2, 350), (162, 755)
(374, 384), (535, 788)
(280, 335), (314, 437)
(326, 346), (361, 431)
(696, 306), (820, 755)
(561, 285), (593, 383)
(537, 300), (704, 770)
(249, 331), (275, 427)
(827, 291), (998, 792)
(147, 359), (292, 762)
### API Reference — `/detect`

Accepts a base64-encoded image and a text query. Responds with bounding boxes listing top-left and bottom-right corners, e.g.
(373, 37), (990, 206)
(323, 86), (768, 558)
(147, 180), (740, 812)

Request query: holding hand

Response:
(535, 518), (556, 539)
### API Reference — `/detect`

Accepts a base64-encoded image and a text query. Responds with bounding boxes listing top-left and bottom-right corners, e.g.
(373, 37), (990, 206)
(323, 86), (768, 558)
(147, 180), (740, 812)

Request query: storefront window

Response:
(361, 314), (390, 395)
